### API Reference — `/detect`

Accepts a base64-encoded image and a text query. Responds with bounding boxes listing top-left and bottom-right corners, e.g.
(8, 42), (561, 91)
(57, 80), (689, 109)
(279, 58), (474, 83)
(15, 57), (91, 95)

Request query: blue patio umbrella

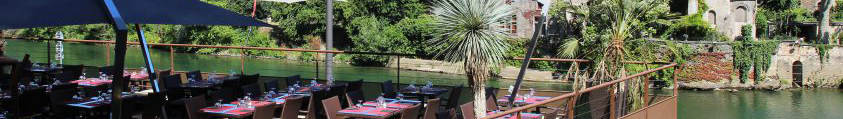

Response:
(0, 0), (271, 118)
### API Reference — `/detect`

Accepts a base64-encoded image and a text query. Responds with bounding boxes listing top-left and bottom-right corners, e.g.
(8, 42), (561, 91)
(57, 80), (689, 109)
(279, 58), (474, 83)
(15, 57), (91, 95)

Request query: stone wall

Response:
(765, 42), (843, 87)
(680, 41), (843, 87)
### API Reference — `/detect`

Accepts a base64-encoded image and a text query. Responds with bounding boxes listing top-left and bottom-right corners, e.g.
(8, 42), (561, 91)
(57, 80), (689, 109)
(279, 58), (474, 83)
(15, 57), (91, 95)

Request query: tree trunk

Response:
(818, 0), (835, 44)
(465, 57), (489, 118)
(472, 80), (487, 118)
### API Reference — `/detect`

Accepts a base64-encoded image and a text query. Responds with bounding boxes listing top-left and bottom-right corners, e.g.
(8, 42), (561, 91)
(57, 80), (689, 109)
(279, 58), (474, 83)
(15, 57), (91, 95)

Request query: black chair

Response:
(83, 85), (108, 98)
(163, 74), (183, 89)
(443, 85), (464, 110)
(48, 89), (79, 119)
(121, 96), (139, 119)
(241, 73), (260, 85)
(19, 87), (48, 118)
(142, 92), (168, 119)
(221, 79), (243, 97)
(345, 90), (364, 106)
(305, 89), (329, 119)
(209, 88), (235, 103)
(345, 79), (363, 92)
(264, 80), (280, 92)
(327, 84), (349, 108)
(158, 69), (172, 78)
(162, 75), (185, 100)
(57, 65), (84, 83)
(184, 95), (208, 119)
(51, 83), (78, 91)
(185, 70), (202, 81)
(285, 75), (301, 87)
(241, 84), (262, 98)
(98, 66), (115, 76)
(382, 80), (397, 98)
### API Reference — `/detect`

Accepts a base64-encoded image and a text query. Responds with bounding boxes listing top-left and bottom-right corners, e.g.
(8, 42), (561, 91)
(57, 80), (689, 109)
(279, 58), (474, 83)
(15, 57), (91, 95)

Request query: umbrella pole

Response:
(101, 0), (129, 118)
(507, 16), (546, 107)
(134, 24), (159, 92)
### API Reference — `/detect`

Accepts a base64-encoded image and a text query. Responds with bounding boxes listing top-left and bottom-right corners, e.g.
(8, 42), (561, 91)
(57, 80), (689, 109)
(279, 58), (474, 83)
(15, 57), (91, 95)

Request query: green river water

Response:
(7, 39), (843, 119)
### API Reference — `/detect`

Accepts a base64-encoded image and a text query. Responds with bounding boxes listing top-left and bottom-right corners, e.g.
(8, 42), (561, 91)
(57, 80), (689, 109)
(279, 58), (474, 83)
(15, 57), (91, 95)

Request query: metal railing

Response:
(483, 61), (681, 119)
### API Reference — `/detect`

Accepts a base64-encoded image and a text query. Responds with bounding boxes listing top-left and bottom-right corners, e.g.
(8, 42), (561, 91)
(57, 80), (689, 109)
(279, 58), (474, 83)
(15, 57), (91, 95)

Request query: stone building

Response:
(766, 42), (843, 87)
(687, 0), (758, 40)
(506, 0), (551, 38)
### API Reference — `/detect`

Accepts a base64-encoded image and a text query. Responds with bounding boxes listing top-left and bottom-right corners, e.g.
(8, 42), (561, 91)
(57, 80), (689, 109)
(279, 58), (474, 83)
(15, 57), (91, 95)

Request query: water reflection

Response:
(679, 90), (843, 119)
(5, 39), (571, 90)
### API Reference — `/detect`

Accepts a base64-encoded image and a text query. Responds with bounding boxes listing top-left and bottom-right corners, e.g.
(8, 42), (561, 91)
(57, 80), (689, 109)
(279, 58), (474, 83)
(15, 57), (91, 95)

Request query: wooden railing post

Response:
(315, 58), (320, 79)
(170, 46), (174, 72)
(610, 88), (616, 119)
(106, 43), (111, 65)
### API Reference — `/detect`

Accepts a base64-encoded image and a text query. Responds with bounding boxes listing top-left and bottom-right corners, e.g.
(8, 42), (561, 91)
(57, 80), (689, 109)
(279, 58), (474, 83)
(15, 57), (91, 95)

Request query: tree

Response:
(818, 0), (835, 44)
(431, 0), (511, 117)
(555, 0), (664, 111)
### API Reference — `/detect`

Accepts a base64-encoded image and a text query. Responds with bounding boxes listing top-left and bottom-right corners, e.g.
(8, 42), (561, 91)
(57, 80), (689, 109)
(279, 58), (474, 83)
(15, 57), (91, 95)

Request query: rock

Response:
(756, 78), (783, 91)
(679, 81), (724, 91)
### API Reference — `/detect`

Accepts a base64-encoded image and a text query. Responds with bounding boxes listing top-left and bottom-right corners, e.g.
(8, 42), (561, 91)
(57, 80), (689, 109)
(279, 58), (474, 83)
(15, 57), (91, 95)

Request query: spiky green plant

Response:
(431, 0), (512, 117)
(555, 0), (663, 111)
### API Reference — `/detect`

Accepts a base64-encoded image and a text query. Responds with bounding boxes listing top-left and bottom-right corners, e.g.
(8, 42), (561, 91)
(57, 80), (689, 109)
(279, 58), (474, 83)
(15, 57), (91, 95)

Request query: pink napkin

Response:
(369, 108), (398, 116)
(231, 101), (272, 106)
(363, 102), (412, 108)
(202, 105), (235, 112)
(339, 106), (374, 113)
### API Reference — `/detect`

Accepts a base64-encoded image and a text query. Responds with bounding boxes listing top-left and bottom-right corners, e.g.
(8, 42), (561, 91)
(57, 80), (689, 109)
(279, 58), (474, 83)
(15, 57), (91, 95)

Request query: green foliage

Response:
(756, 9), (769, 37)
(815, 44), (833, 63)
(833, 1), (843, 22)
(14, 24), (115, 40)
(741, 25), (754, 41)
(348, 16), (412, 66)
(733, 40), (779, 83)
(662, 0), (717, 40)
(757, 0), (816, 36)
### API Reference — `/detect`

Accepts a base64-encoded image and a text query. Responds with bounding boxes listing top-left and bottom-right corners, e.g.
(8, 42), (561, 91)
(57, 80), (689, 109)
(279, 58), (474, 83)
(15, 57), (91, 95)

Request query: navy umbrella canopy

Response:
(0, 0), (271, 29)
(0, 0), (271, 118)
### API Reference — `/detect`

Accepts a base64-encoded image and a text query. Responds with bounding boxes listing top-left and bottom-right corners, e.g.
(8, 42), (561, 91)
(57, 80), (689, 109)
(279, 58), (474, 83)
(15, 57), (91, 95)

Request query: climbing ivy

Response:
(816, 44), (833, 63)
(733, 40), (779, 83)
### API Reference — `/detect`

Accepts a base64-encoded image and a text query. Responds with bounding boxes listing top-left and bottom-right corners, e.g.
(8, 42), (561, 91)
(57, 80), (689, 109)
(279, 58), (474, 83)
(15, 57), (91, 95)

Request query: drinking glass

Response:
(356, 100), (364, 108)
(216, 99), (223, 108)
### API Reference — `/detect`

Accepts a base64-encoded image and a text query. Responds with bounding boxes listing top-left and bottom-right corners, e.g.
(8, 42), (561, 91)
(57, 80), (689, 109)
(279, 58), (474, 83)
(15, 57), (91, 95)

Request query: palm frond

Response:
(431, 0), (512, 65)
(558, 38), (580, 58)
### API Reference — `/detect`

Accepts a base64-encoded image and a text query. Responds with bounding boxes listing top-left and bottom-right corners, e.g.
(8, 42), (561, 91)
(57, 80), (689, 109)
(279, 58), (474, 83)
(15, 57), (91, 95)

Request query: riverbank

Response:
(386, 57), (564, 82)
(679, 78), (843, 91)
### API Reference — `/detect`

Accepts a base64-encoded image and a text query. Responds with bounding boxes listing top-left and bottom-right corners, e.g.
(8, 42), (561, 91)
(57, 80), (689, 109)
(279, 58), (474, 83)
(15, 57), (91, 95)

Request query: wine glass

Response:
(216, 99), (224, 108)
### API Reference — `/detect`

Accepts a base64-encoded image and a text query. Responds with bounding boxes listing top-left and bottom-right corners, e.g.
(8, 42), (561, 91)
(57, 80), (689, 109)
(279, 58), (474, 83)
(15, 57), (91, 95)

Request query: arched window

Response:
(793, 61), (803, 86)
(734, 6), (747, 22)
(707, 11), (717, 25)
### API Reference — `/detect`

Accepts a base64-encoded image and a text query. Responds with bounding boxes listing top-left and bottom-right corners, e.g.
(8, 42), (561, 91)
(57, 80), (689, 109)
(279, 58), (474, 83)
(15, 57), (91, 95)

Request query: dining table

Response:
(485, 110), (543, 119)
(65, 92), (142, 109)
(496, 95), (551, 106)
(27, 65), (62, 84)
(262, 93), (309, 106)
(201, 100), (274, 118)
(71, 78), (112, 87)
(398, 87), (448, 103)
(336, 99), (421, 119)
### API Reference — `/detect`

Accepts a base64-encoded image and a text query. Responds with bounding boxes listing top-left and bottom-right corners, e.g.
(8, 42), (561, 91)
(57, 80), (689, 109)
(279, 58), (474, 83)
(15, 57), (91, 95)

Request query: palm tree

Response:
(431, 0), (512, 117)
(556, 0), (662, 110)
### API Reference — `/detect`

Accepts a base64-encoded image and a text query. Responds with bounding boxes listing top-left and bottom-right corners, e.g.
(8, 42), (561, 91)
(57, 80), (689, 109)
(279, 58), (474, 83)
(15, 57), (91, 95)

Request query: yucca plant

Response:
(431, 0), (512, 117)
